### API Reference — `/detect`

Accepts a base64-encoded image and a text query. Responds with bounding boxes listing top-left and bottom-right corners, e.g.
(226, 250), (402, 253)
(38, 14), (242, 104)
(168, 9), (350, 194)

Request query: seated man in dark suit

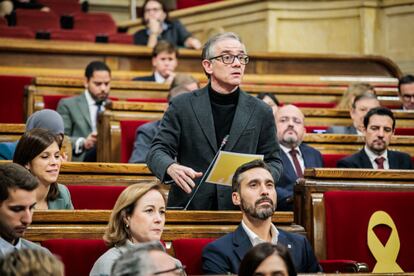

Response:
(337, 107), (413, 169)
(398, 74), (414, 110)
(202, 159), (321, 274)
(275, 105), (323, 211)
(326, 92), (380, 135)
(128, 76), (199, 163)
(133, 40), (178, 85)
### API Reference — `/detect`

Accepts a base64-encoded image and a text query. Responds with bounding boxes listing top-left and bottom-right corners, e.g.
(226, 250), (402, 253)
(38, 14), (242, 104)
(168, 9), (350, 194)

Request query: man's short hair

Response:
(0, 249), (64, 276)
(231, 159), (272, 193)
(398, 74), (414, 93)
(152, 40), (178, 58)
(110, 241), (165, 276)
(351, 92), (378, 109)
(0, 163), (38, 202)
(256, 93), (280, 106)
(363, 106), (396, 130)
(84, 61), (111, 80)
(201, 32), (245, 60)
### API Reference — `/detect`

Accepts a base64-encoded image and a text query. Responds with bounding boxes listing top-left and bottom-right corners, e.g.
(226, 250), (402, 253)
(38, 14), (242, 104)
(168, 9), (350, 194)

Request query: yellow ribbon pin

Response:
(367, 210), (403, 273)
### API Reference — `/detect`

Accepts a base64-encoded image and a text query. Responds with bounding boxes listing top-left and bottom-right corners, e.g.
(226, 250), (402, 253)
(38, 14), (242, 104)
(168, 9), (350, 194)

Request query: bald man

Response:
(275, 105), (323, 211)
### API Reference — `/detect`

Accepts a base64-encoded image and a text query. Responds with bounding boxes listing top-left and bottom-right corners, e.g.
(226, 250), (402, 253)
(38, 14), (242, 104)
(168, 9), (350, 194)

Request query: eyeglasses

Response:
(402, 94), (414, 100)
(153, 264), (187, 276)
(209, 54), (249, 65)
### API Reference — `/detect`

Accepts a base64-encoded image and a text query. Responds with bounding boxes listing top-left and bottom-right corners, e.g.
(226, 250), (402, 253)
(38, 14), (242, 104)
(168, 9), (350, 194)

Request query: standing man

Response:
(276, 105), (323, 211)
(133, 40), (178, 85)
(398, 74), (414, 110)
(57, 61), (111, 161)
(147, 32), (282, 210)
(0, 163), (50, 257)
(202, 159), (321, 274)
(337, 107), (413, 169)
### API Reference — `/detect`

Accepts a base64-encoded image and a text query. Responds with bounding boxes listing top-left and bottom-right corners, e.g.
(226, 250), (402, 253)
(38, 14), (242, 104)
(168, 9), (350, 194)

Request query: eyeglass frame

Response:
(209, 54), (250, 65)
(153, 264), (187, 276)
(401, 94), (414, 100)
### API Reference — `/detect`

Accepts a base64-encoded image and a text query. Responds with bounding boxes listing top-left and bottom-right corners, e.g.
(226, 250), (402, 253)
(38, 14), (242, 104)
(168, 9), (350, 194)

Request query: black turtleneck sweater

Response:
(209, 85), (240, 147)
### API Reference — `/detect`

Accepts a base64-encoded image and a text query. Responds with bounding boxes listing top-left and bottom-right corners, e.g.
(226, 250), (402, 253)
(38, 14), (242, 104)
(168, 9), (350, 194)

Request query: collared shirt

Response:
(364, 145), (389, 169)
(0, 236), (21, 257)
(154, 71), (167, 84)
(241, 220), (279, 247)
(280, 144), (305, 173)
(74, 90), (106, 154)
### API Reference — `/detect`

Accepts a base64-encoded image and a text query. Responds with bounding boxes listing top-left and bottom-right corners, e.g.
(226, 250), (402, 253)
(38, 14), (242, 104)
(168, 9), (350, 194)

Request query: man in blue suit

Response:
(276, 105), (323, 211)
(202, 159), (321, 274)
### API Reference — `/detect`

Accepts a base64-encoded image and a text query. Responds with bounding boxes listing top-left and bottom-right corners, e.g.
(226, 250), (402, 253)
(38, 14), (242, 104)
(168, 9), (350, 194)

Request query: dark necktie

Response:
(375, 157), (385, 169)
(95, 102), (103, 123)
(289, 149), (303, 178)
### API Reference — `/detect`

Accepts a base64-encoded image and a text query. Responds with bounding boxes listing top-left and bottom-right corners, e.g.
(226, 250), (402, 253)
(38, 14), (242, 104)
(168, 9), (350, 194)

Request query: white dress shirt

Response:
(241, 220), (279, 247)
(364, 145), (389, 169)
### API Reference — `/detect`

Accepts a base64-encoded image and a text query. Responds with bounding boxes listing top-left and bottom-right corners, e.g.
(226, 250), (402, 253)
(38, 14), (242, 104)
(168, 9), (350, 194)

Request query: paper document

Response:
(206, 151), (264, 186)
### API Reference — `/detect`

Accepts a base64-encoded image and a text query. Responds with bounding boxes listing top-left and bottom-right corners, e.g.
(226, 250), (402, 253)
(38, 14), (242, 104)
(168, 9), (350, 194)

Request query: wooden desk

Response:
(28, 210), (301, 242)
(0, 38), (402, 76)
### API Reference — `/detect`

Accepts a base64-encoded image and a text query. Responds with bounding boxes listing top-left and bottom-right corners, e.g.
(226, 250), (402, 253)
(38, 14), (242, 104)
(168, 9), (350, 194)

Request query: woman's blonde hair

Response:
(0, 249), (64, 276)
(336, 82), (376, 109)
(103, 182), (166, 247)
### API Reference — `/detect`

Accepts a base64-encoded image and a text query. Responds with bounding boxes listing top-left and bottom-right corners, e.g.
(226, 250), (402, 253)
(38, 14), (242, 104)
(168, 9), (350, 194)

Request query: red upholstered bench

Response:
(127, 98), (167, 103)
(395, 128), (414, 136)
(305, 126), (328, 133)
(0, 75), (33, 123)
(41, 239), (108, 276)
(67, 185), (127, 209)
(120, 120), (152, 163)
(44, 95), (119, 111)
(292, 102), (336, 108)
(322, 154), (348, 168)
(172, 238), (215, 275)
(325, 191), (414, 272)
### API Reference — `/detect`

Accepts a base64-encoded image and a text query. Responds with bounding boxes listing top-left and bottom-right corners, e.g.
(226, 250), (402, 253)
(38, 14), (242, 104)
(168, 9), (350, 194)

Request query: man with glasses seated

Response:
(111, 241), (186, 276)
(398, 74), (414, 110)
(147, 32), (282, 210)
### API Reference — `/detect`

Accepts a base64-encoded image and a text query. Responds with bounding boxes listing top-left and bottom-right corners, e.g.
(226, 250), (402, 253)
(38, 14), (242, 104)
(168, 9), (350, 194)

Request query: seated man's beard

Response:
(240, 197), (275, 220)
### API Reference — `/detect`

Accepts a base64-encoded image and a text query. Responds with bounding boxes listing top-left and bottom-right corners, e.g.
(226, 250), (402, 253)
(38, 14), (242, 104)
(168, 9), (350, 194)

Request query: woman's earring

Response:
(126, 224), (129, 228)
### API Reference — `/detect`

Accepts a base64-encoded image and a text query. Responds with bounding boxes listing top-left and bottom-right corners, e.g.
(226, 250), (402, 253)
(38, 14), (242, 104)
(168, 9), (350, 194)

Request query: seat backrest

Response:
(73, 12), (117, 35)
(67, 185), (127, 209)
(325, 190), (414, 272)
(305, 125), (328, 133)
(172, 238), (216, 275)
(50, 29), (95, 42)
(322, 153), (348, 168)
(41, 239), (108, 276)
(120, 120), (151, 163)
(0, 75), (33, 123)
(15, 9), (60, 32)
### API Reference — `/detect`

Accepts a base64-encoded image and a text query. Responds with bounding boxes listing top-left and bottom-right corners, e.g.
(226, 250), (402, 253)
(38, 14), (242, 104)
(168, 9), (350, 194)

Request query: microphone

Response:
(184, 135), (229, 210)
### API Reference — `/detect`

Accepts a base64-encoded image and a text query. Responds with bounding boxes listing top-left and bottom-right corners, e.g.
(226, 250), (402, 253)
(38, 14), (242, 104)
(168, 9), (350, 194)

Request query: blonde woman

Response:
(90, 183), (166, 276)
(336, 82), (376, 110)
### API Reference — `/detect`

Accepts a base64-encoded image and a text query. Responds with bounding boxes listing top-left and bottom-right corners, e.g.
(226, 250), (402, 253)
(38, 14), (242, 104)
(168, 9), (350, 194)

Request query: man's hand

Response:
(166, 163), (203, 194)
(147, 18), (162, 35)
(84, 132), (97, 150)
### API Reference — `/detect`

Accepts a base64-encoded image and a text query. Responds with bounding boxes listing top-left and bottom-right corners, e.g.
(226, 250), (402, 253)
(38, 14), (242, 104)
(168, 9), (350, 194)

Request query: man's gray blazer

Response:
(147, 86), (283, 210)
(325, 125), (358, 134)
(57, 93), (92, 161)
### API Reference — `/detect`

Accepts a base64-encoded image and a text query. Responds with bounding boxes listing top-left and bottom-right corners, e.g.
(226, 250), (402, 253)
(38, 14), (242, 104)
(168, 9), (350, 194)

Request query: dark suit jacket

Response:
(202, 224), (321, 274)
(325, 125), (358, 134)
(132, 75), (156, 82)
(337, 149), (413, 169)
(278, 144), (323, 211)
(129, 120), (160, 163)
(147, 86), (283, 210)
(56, 93), (92, 161)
